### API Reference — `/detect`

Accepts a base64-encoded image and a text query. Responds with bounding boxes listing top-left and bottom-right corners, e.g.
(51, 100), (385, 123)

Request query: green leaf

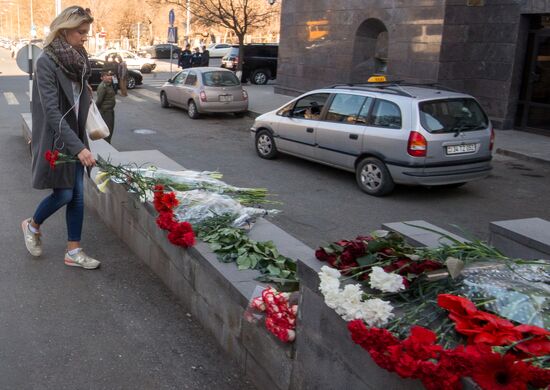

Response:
(267, 264), (281, 276)
(356, 253), (378, 266)
(367, 240), (386, 253)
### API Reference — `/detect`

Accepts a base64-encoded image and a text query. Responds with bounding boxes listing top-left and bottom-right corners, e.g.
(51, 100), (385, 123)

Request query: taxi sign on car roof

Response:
(367, 75), (388, 83)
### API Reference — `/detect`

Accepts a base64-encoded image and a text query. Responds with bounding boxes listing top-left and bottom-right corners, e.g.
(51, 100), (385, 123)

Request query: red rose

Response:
(315, 248), (329, 262)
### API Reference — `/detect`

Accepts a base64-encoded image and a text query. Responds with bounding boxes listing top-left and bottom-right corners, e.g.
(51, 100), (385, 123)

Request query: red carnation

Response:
(44, 150), (60, 169)
(156, 211), (176, 231)
(167, 221), (195, 248)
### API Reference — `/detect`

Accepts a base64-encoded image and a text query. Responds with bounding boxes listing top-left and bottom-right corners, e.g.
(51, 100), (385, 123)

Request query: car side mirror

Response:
(168, 78), (174, 83)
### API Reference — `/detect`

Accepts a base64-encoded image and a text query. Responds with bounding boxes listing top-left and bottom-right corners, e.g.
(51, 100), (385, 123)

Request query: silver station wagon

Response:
(160, 67), (248, 119)
(251, 82), (494, 196)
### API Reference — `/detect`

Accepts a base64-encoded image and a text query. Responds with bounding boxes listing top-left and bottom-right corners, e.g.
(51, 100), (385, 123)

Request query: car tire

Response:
(127, 76), (136, 89)
(187, 100), (199, 119)
(255, 130), (277, 159)
(355, 157), (395, 196)
(160, 92), (170, 108)
(141, 65), (152, 73)
(251, 69), (270, 85)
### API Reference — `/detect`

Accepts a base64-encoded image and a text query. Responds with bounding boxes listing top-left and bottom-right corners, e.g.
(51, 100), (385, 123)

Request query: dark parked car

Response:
(221, 44), (278, 85)
(138, 44), (181, 59)
(88, 59), (143, 90)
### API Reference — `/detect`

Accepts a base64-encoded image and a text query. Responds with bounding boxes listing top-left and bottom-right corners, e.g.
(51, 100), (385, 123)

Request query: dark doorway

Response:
(516, 15), (550, 134)
(351, 19), (388, 83)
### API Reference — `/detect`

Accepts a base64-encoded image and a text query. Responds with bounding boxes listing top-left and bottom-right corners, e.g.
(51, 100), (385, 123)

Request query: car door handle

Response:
(349, 134), (359, 140)
(306, 128), (314, 133)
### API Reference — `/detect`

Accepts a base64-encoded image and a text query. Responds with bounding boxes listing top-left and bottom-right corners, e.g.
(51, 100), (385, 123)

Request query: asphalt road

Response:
(110, 68), (550, 249)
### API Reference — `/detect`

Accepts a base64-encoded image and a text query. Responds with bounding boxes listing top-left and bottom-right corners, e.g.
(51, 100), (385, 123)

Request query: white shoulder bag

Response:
(86, 101), (110, 140)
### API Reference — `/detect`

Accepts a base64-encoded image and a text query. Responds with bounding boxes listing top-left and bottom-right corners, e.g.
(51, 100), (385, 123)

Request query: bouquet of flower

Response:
(315, 230), (550, 389)
(250, 287), (298, 343)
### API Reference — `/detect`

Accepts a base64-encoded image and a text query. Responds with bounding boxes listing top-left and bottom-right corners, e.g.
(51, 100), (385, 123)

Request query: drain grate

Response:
(133, 129), (157, 135)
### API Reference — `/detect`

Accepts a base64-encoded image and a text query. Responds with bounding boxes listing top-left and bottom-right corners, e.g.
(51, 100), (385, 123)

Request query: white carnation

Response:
(318, 266), (395, 326)
(368, 266), (405, 293)
(360, 298), (394, 327)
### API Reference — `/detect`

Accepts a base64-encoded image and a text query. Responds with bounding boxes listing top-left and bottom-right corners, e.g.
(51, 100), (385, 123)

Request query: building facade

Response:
(276, 0), (550, 132)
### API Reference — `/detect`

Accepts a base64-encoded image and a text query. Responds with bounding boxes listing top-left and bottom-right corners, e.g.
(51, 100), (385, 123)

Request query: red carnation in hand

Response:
(44, 150), (60, 169)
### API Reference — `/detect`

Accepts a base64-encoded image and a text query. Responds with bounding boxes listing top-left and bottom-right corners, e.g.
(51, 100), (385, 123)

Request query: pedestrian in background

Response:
(191, 47), (202, 67)
(200, 45), (210, 67)
(23, 5), (101, 270)
(178, 44), (192, 69)
(103, 54), (119, 93)
(116, 54), (128, 96)
(96, 71), (116, 143)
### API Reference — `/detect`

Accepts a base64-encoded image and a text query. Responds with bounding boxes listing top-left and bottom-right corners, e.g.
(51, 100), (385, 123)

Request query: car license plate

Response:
(219, 95), (233, 102)
(446, 144), (476, 155)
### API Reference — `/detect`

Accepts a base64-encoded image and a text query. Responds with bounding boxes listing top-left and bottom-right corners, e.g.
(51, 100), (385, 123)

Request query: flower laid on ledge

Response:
(153, 184), (195, 248)
(316, 230), (549, 389)
(348, 294), (550, 390)
(251, 287), (297, 343)
(318, 266), (394, 326)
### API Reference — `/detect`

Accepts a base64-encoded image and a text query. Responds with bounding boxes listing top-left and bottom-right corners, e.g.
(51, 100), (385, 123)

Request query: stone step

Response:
(489, 217), (550, 259)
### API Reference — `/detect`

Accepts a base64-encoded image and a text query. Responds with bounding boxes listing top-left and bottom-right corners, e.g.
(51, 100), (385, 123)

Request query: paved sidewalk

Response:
(0, 121), (254, 387)
(245, 85), (550, 166)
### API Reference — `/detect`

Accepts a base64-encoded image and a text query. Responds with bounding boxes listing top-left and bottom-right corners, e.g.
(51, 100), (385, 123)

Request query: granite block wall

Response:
(276, 0), (550, 129)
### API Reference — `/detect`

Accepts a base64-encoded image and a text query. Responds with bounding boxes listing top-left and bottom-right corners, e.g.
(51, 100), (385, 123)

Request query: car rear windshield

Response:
(419, 98), (489, 133)
(202, 71), (240, 87)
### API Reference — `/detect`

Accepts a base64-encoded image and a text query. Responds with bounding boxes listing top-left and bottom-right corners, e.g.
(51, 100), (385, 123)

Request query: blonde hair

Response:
(44, 6), (94, 47)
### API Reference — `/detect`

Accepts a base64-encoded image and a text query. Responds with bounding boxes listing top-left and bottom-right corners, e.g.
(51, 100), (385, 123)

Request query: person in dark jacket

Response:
(191, 47), (202, 67)
(200, 45), (210, 66)
(96, 71), (116, 143)
(178, 44), (192, 69)
(103, 53), (119, 93)
(23, 5), (101, 269)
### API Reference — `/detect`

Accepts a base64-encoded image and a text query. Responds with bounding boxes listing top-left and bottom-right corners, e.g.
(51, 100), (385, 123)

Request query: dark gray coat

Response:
(31, 53), (91, 189)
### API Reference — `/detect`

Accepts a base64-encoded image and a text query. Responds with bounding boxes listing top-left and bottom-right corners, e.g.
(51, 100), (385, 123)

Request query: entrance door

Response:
(518, 29), (550, 132)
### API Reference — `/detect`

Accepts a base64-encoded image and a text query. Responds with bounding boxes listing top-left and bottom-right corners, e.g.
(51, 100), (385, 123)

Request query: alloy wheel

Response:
(257, 134), (272, 155)
(360, 163), (382, 191)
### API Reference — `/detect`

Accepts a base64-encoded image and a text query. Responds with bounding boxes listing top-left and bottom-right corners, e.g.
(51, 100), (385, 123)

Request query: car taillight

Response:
(200, 91), (207, 102)
(489, 126), (495, 151)
(242, 90), (248, 100)
(407, 131), (427, 157)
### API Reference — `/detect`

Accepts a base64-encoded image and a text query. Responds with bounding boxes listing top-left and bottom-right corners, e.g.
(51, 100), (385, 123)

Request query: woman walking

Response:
(22, 5), (100, 269)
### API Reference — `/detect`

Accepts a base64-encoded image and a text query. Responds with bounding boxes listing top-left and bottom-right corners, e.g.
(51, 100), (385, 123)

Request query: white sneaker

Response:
(21, 218), (42, 257)
(64, 250), (101, 269)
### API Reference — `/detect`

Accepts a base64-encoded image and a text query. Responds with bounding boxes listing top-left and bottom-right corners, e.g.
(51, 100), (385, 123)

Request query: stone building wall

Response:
(276, 0), (550, 129)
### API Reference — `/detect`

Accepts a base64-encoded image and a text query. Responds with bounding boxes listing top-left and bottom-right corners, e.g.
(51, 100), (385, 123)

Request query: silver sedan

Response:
(160, 67), (248, 119)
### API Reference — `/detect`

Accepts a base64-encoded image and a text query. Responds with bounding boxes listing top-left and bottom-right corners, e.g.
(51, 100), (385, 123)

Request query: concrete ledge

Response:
(496, 148), (550, 167)
(490, 218), (550, 259)
(382, 220), (468, 247)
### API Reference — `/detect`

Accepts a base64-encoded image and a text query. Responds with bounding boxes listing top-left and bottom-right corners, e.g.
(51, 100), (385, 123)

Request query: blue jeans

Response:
(33, 164), (84, 242)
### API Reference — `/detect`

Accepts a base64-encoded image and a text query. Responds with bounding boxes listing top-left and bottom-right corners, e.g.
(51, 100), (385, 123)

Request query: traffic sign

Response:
(169, 9), (175, 26)
(16, 44), (43, 74)
(167, 27), (178, 43)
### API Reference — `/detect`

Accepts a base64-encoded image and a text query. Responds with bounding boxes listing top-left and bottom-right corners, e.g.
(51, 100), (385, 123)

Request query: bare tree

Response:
(149, 0), (276, 71)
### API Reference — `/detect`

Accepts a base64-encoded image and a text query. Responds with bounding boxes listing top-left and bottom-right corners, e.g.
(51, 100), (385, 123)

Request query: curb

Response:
(496, 148), (550, 167)
(246, 110), (261, 119)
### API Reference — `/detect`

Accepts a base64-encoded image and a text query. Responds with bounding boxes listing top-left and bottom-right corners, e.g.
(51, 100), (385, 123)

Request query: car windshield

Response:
(419, 98), (489, 133)
(202, 71), (240, 87)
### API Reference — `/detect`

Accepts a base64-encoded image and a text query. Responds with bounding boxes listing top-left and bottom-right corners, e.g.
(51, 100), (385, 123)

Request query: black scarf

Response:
(44, 36), (91, 82)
